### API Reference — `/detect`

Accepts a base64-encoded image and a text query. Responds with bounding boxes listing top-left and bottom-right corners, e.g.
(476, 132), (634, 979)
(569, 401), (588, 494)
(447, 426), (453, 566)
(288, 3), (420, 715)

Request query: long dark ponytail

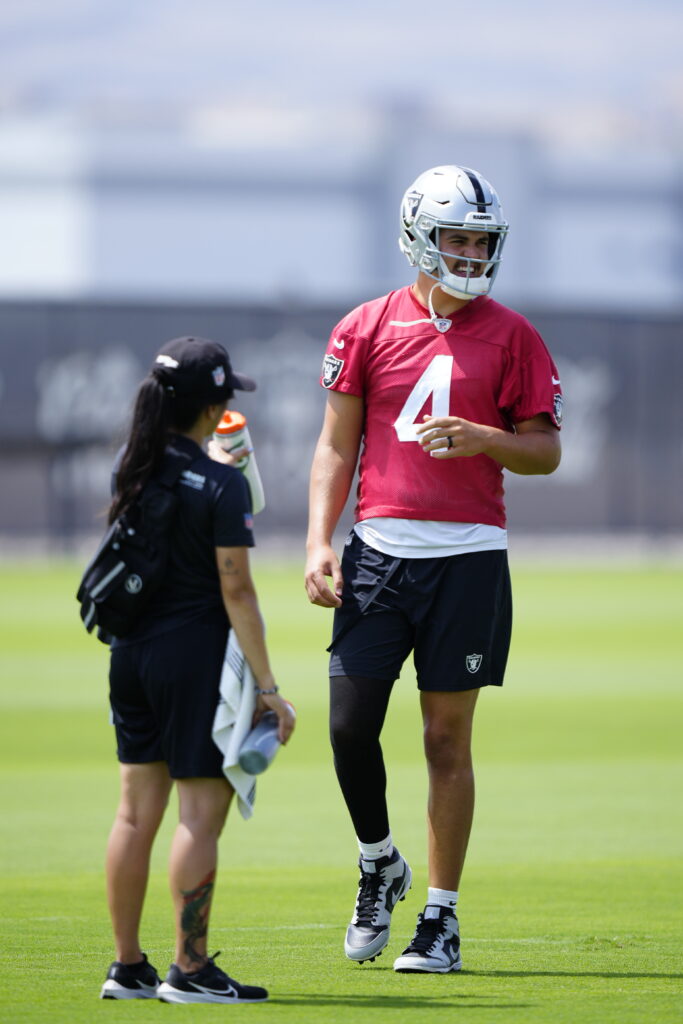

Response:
(108, 367), (228, 524)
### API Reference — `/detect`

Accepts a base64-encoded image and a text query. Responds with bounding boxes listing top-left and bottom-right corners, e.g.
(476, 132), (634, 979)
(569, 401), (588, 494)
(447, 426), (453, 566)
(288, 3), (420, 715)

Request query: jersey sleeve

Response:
(498, 321), (563, 429)
(319, 315), (366, 396)
(212, 468), (255, 547)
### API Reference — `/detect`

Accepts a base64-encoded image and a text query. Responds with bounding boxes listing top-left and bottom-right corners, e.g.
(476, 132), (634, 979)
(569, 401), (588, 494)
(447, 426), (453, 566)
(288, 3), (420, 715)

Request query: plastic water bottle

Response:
(213, 410), (266, 514)
(238, 711), (282, 775)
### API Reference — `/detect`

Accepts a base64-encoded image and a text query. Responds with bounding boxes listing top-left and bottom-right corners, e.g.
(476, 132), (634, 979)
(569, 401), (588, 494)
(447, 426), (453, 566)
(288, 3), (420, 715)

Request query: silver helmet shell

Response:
(399, 165), (508, 301)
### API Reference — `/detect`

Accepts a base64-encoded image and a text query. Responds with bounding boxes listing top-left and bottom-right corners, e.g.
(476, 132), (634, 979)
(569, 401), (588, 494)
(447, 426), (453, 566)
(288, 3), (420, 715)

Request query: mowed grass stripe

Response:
(0, 560), (681, 1023)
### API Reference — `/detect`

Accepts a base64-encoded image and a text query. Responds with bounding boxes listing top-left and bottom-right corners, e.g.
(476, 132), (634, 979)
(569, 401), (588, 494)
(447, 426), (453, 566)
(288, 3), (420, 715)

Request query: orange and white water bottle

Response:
(213, 411), (266, 514)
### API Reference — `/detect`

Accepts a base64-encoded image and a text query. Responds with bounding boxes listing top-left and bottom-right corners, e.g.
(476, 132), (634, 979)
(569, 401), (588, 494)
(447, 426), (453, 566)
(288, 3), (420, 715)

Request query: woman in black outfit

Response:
(100, 336), (295, 1005)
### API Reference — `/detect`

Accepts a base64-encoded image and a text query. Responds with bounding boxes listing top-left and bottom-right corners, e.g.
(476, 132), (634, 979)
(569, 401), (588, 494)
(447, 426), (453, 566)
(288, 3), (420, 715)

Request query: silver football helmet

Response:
(399, 165), (508, 301)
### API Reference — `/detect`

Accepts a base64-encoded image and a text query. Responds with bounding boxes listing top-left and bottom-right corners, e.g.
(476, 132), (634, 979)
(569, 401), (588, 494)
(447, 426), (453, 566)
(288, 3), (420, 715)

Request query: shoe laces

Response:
(355, 867), (385, 924)
(406, 913), (447, 954)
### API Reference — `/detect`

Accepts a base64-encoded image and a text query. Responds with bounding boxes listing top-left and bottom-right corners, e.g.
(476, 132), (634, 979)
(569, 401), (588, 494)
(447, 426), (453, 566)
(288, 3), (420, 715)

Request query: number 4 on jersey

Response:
(393, 354), (454, 441)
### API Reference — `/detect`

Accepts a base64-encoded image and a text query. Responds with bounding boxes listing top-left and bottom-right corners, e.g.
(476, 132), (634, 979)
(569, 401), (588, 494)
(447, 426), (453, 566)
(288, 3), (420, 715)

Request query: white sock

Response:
(358, 833), (394, 862)
(427, 886), (458, 911)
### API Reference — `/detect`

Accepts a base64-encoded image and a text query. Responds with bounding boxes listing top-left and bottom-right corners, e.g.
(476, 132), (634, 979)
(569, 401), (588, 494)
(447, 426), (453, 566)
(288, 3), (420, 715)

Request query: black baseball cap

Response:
(153, 336), (256, 400)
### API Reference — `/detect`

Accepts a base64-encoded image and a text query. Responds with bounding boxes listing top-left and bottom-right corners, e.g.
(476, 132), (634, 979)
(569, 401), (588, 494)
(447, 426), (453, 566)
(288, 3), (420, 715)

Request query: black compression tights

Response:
(329, 674), (396, 843)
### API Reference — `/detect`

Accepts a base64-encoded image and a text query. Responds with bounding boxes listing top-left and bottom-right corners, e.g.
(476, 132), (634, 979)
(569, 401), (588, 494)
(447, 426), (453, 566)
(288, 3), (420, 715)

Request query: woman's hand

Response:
(207, 438), (251, 466)
(255, 692), (296, 744)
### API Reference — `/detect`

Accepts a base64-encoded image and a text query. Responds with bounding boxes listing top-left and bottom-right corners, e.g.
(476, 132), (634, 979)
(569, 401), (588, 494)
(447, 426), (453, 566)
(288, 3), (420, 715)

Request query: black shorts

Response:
(109, 615), (229, 778)
(328, 532), (512, 692)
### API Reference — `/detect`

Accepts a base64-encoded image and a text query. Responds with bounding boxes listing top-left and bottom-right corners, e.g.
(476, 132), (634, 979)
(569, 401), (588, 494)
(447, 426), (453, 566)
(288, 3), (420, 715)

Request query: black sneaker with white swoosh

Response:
(100, 953), (160, 999)
(157, 953), (268, 1004)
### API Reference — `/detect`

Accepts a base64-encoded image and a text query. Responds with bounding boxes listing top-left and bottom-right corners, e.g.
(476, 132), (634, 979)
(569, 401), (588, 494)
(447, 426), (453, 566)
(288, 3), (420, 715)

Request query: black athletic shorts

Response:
(328, 531), (512, 692)
(109, 614), (229, 778)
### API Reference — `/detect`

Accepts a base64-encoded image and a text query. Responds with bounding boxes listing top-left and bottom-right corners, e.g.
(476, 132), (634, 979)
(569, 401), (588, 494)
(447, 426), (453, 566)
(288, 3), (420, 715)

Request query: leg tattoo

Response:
(180, 870), (215, 966)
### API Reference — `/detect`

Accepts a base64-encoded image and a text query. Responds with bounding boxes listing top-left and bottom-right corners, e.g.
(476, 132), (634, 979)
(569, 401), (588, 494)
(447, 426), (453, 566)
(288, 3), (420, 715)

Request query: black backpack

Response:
(77, 446), (195, 643)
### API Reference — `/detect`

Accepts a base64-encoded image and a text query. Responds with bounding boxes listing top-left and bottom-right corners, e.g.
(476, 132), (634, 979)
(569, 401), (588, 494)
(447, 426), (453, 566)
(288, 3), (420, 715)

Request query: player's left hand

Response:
(416, 415), (491, 459)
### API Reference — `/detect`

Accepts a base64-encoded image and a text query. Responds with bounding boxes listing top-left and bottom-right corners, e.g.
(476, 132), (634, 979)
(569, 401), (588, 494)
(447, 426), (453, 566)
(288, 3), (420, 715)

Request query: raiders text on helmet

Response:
(399, 165), (509, 301)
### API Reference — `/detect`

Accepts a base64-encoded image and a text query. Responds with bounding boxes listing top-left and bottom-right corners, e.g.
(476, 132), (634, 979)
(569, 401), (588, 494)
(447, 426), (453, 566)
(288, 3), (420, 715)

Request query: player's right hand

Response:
(304, 545), (343, 608)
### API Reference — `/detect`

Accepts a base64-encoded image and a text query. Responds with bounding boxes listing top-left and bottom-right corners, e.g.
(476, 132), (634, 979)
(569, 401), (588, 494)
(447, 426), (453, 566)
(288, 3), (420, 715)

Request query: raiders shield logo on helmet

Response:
(403, 190), (423, 224)
(322, 353), (344, 389)
(466, 653), (482, 674)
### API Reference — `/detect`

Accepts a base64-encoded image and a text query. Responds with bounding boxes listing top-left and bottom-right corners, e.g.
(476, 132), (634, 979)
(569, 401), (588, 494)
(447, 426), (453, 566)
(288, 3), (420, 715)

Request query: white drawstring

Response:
(388, 285), (451, 331)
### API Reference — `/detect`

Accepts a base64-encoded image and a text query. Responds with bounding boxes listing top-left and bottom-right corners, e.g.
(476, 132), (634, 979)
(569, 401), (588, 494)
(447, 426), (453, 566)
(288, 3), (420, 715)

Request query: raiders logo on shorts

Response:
(322, 353), (344, 388)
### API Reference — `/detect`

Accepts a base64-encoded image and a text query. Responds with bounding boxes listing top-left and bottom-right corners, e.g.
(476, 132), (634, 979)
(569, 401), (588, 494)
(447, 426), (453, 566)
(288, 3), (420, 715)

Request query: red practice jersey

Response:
(319, 287), (562, 529)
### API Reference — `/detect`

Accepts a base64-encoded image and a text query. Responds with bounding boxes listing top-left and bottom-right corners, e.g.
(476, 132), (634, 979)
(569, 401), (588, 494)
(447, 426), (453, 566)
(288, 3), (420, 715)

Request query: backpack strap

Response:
(155, 445), (197, 489)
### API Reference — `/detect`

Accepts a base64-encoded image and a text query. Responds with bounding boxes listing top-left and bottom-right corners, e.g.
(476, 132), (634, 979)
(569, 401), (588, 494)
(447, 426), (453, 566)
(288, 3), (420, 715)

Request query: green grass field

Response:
(0, 556), (682, 1023)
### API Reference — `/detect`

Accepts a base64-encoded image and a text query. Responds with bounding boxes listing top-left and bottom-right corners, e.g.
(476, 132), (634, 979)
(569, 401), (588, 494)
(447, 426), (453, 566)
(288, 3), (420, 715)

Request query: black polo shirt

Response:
(112, 434), (254, 646)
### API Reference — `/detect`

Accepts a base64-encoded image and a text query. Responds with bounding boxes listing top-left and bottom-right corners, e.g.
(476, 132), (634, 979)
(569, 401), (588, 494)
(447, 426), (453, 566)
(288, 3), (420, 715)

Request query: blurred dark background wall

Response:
(1, 299), (681, 547)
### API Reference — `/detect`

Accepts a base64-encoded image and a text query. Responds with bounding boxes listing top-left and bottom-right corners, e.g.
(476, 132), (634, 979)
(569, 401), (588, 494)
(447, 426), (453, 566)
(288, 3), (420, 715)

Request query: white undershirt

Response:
(354, 517), (507, 559)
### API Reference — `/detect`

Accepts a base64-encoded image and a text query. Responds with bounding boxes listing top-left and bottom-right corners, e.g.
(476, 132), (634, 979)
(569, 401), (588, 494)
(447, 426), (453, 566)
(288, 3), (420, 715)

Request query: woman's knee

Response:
(117, 762), (172, 831)
(177, 778), (233, 836)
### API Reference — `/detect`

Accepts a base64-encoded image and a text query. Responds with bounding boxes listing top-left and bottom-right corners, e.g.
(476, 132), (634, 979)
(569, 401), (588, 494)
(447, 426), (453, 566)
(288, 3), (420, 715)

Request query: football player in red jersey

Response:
(305, 165), (562, 974)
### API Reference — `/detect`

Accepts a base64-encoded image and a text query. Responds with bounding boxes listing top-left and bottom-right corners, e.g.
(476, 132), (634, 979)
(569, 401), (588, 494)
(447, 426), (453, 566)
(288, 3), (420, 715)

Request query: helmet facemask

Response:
(429, 223), (508, 300)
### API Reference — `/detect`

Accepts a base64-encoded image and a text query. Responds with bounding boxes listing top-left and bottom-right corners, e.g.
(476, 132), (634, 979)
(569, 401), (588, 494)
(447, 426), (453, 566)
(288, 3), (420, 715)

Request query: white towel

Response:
(211, 629), (257, 819)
